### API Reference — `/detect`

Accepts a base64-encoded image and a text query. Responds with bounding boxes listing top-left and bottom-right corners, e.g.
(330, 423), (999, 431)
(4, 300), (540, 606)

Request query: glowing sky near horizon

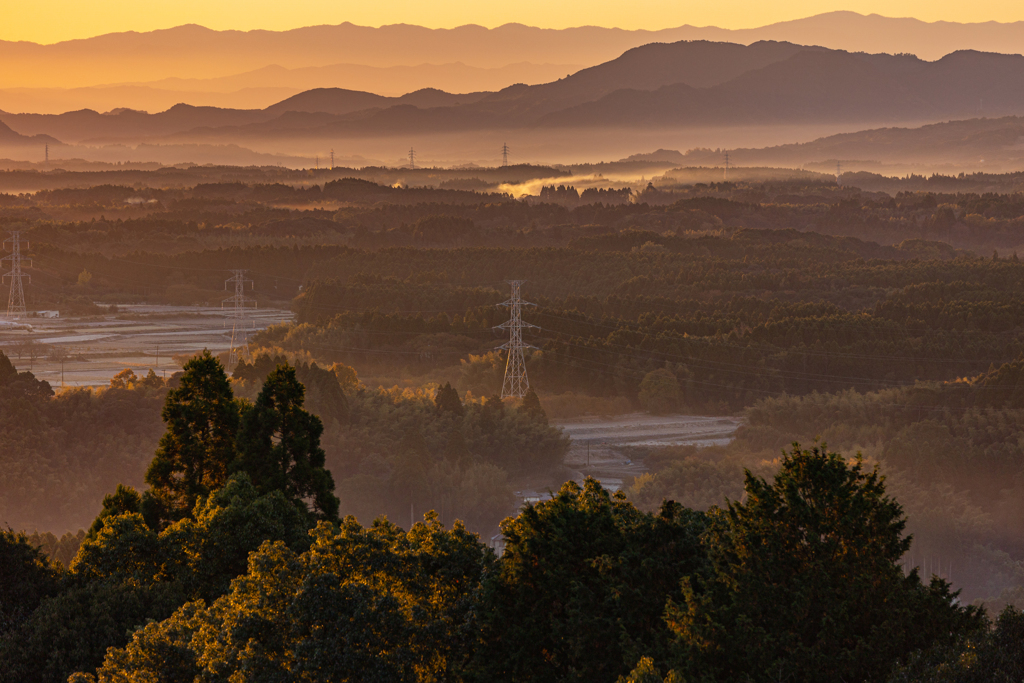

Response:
(4, 0), (1024, 44)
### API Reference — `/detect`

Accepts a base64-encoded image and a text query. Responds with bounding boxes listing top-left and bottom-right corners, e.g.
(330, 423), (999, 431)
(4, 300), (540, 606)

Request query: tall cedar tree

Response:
(233, 364), (340, 523)
(434, 381), (464, 416)
(668, 443), (984, 683)
(144, 351), (239, 527)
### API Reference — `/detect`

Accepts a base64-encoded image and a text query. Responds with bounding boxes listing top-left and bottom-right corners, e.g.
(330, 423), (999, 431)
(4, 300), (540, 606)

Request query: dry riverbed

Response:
(0, 305), (292, 387)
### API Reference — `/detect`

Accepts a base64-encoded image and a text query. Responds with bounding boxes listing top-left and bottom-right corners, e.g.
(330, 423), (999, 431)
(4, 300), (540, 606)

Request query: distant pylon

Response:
(222, 269), (257, 368)
(330, 149), (335, 170)
(836, 160), (843, 187)
(2, 231), (31, 319)
(495, 280), (538, 398)
(724, 150), (730, 180)
(501, 142), (510, 167)
(409, 147), (416, 169)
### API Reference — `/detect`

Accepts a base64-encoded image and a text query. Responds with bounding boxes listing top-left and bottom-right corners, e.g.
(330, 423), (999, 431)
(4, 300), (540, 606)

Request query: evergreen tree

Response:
(144, 351), (239, 527)
(77, 516), (491, 683)
(888, 607), (1024, 683)
(668, 443), (984, 683)
(519, 388), (548, 424)
(435, 381), (464, 416)
(86, 484), (143, 540)
(233, 364), (340, 523)
(480, 394), (504, 433)
(470, 478), (708, 682)
(0, 530), (62, 638)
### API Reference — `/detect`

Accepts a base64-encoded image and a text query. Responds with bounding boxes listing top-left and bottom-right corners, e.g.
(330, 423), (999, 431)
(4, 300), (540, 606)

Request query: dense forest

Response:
(7, 165), (1024, 680)
(1, 387), (1014, 682)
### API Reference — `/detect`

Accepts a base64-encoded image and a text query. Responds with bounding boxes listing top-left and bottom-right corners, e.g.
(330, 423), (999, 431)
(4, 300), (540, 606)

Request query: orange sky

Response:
(4, 0), (1024, 44)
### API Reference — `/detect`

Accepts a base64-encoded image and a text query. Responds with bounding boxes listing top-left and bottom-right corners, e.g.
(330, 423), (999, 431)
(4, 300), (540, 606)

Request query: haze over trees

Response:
(10, 167), (1024, 609)
(6, 25), (1024, 673)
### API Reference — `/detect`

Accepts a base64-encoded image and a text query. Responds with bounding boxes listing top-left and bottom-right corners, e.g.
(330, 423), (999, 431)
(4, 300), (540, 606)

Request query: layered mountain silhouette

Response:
(5, 39), (1024, 149)
(671, 115), (1024, 170)
(0, 120), (60, 146)
(7, 12), (1024, 90)
(7, 12), (1024, 115)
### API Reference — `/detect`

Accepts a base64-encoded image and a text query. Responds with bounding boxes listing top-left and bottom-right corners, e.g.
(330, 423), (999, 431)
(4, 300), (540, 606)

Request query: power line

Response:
(495, 280), (538, 398)
(2, 231), (31, 319)
(223, 269), (257, 368)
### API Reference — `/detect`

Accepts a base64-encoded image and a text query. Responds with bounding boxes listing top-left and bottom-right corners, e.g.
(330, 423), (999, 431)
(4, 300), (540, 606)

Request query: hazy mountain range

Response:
(4, 40), (1024, 148)
(7, 12), (1024, 114)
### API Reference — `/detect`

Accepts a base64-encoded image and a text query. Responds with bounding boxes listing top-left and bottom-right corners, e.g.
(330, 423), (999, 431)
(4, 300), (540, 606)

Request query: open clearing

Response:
(0, 305), (293, 387)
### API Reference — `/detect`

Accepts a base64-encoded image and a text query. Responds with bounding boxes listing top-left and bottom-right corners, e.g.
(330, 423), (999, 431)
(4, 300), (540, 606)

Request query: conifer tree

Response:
(86, 484), (143, 540)
(144, 351), (239, 527)
(233, 364), (340, 523)
(669, 443), (983, 682)
(520, 388), (548, 424)
(434, 381), (464, 416)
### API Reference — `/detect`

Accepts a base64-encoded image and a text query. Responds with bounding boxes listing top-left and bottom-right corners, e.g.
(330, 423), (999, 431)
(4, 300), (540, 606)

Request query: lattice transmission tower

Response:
(495, 280), (538, 398)
(2, 231), (31, 319)
(408, 147), (416, 169)
(501, 143), (510, 167)
(223, 269), (257, 368)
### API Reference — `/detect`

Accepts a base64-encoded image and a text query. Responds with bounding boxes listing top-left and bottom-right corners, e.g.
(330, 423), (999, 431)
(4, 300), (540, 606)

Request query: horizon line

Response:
(7, 11), (1024, 47)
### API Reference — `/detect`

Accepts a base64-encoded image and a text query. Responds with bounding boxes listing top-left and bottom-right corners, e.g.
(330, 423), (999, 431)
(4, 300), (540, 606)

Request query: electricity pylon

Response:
(2, 231), (31, 318)
(495, 280), (538, 398)
(408, 147), (416, 168)
(222, 269), (257, 368)
(501, 143), (510, 167)
(724, 150), (730, 180)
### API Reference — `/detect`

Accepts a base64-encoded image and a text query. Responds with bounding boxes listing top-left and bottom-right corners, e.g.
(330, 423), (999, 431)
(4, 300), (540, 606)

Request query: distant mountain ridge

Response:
(6, 12), (1024, 95)
(6, 39), (1024, 147)
(0, 120), (60, 146)
(672, 116), (1024, 170)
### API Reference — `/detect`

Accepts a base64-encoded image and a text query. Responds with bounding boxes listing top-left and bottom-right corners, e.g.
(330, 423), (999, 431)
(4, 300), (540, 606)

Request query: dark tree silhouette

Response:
(144, 351), (239, 527)
(234, 364), (340, 523)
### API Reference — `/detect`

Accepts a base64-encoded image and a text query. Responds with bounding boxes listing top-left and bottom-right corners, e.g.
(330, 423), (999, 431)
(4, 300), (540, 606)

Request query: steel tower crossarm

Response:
(495, 280), (538, 398)
(222, 269), (257, 368)
(2, 231), (31, 319)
